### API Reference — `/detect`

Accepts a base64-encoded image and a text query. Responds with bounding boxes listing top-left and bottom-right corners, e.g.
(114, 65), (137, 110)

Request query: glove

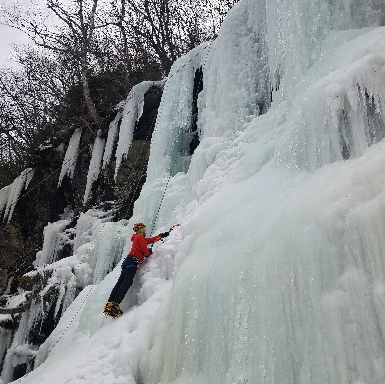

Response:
(159, 232), (170, 238)
(148, 248), (153, 255)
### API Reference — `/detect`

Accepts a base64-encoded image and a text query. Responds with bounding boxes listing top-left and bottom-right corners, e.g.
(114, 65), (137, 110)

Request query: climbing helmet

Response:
(133, 222), (146, 233)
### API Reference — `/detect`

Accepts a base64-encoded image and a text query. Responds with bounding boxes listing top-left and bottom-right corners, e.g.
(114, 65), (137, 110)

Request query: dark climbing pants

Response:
(108, 258), (137, 304)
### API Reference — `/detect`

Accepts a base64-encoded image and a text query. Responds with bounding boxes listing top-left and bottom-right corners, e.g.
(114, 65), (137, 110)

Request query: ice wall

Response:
(264, 0), (383, 98)
(8, 1), (385, 384)
(131, 1), (385, 383)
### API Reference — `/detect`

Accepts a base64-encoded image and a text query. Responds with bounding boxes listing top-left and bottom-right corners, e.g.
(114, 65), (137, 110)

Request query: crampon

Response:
(103, 302), (123, 319)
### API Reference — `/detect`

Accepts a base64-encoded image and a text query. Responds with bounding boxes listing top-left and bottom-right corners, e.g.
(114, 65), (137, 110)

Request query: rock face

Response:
(0, 84), (162, 381)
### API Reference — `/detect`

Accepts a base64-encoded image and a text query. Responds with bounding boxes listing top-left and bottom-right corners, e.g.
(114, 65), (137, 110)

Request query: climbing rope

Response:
(149, 141), (183, 236)
(149, 43), (213, 235)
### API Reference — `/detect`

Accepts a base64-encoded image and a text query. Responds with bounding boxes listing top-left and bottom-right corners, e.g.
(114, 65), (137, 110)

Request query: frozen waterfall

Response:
(5, 0), (385, 383)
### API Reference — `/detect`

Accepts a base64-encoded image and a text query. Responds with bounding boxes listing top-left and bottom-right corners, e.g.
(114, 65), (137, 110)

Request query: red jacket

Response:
(128, 233), (161, 263)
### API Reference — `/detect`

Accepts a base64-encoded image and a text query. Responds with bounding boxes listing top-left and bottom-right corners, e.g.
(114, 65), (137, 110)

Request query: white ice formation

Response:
(102, 111), (122, 169)
(59, 80), (163, 202)
(0, 169), (34, 223)
(114, 81), (163, 179)
(83, 131), (106, 204)
(0, 207), (127, 384)
(3, 0), (385, 384)
(57, 128), (82, 187)
(34, 220), (73, 267)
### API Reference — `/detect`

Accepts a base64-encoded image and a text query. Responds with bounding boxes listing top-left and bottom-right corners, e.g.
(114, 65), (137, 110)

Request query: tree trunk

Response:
(81, 62), (101, 130)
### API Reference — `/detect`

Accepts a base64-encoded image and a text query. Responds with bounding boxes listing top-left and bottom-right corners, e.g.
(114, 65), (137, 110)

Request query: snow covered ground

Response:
(4, 0), (385, 383)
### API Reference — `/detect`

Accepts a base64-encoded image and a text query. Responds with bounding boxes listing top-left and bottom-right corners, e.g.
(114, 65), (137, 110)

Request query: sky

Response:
(0, 0), (232, 69)
(0, 24), (30, 67)
(0, 0), (34, 68)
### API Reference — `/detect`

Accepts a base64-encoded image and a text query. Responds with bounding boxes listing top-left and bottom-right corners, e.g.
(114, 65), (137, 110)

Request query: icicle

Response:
(58, 129), (82, 187)
(72, 209), (113, 253)
(83, 131), (106, 204)
(102, 111), (122, 169)
(0, 186), (11, 218)
(0, 329), (12, 370)
(0, 168), (34, 223)
(114, 81), (163, 179)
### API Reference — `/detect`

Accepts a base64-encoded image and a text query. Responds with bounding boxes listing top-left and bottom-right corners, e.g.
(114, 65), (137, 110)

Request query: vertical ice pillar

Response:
(146, 45), (208, 183)
(102, 111), (122, 169)
(0, 168), (34, 223)
(83, 131), (106, 205)
(58, 128), (82, 187)
(200, 0), (268, 138)
(0, 306), (39, 384)
(114, 81), (162, 179)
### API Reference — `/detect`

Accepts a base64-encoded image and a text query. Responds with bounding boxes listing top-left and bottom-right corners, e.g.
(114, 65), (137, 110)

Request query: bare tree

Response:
(0, 47), (72, 168)
(1, 0), (106, 130)
(0, 0), (239, 169)
(108, 0), (239, 74)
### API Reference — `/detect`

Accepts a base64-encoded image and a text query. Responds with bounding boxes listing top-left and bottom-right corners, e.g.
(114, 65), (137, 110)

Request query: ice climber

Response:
(103, 222), (179, 318)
